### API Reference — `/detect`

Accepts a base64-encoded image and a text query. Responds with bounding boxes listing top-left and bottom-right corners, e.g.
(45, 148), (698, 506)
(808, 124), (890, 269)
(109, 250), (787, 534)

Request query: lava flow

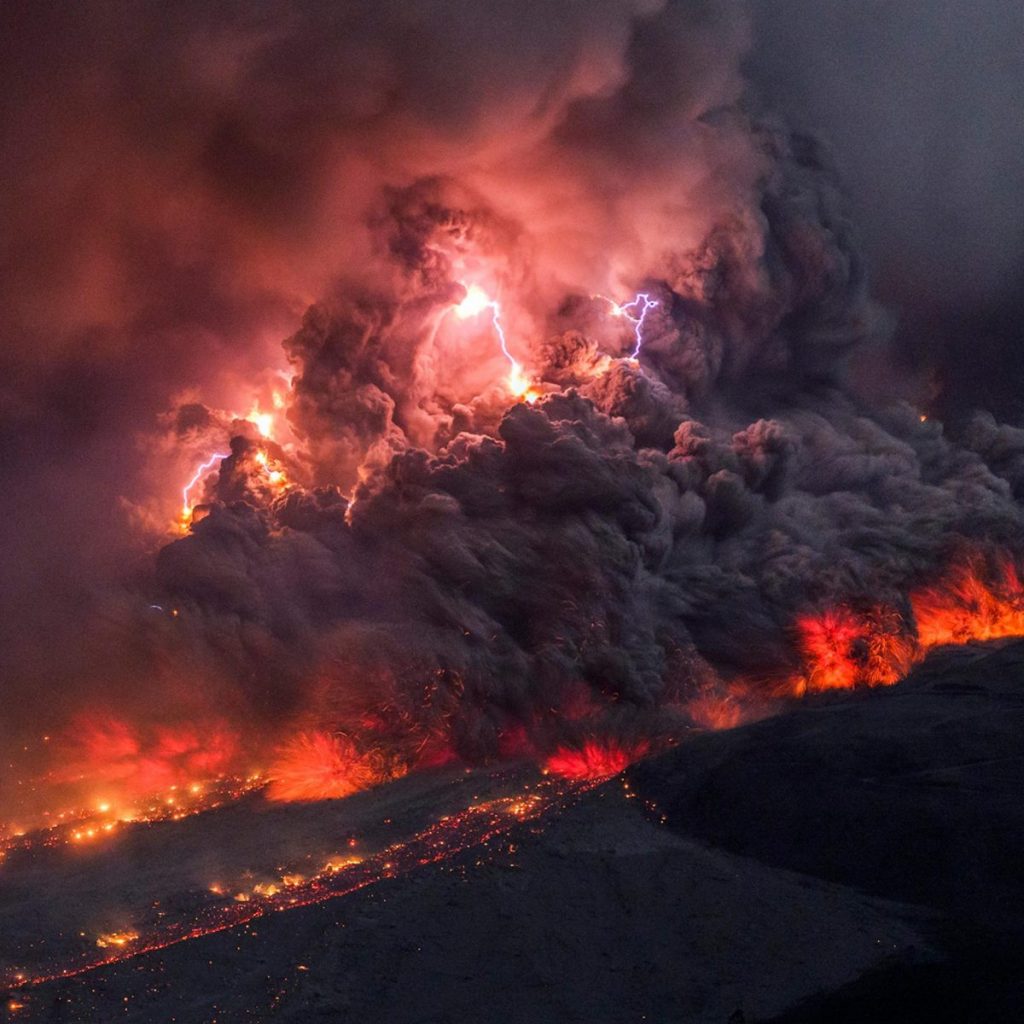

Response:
(0, 773), (592, 992)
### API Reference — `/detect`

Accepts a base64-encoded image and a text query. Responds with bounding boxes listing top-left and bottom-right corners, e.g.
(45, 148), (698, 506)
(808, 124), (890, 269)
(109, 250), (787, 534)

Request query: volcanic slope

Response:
(6, 639), (1024, 1022)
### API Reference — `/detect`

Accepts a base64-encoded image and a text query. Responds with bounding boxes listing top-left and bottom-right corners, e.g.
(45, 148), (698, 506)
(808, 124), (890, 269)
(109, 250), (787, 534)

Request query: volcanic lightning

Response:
(602, 292), (660, 359)
(453, 284), (537, 402)
(179, 452), (228, 526)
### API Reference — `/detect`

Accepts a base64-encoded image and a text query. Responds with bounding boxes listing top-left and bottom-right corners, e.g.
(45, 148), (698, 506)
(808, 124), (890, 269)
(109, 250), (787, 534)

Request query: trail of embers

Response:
(0, 775), (266, 862)
(0, 773), (593, 995)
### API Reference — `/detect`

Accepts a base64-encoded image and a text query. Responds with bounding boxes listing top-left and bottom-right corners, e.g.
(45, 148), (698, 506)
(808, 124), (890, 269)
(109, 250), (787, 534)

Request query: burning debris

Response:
(266, 731), (403, 803)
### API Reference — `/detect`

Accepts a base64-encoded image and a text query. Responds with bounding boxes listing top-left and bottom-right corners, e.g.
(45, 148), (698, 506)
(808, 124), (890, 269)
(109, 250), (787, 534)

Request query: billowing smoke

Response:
(3, 0), (1024, 810)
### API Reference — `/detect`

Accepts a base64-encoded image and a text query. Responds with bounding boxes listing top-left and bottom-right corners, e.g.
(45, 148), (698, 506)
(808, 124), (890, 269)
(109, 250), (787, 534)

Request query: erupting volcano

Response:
(3, 0), (1024, 1020)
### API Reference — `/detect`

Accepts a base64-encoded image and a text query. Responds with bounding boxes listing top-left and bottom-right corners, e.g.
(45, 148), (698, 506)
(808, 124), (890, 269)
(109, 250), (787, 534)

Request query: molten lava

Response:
(2, 775), (590, 992)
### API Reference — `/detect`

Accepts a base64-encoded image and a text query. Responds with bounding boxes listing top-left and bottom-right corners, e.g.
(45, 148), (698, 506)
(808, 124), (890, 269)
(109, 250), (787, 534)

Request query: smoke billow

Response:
(3, 0), (1024, 803)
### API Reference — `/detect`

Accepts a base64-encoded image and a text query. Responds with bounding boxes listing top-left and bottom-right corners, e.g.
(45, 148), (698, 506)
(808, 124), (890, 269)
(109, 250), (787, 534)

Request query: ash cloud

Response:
(2, 0), (1024, 796)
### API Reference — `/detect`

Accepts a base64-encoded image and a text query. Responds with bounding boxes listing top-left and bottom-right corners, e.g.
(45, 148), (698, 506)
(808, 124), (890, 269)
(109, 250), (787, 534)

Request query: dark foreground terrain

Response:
(5, 639), (1024, 1023)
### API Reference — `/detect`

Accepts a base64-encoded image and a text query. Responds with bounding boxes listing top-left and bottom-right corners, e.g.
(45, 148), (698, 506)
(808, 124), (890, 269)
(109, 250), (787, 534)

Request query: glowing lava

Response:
(1, 776), (591, 992)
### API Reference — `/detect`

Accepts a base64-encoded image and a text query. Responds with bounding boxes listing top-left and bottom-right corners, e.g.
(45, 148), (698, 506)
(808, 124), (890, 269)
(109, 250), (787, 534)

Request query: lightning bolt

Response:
(607, 292), (659, 360)
(454, 285), (534, 400)
(181, 452), (228, 520)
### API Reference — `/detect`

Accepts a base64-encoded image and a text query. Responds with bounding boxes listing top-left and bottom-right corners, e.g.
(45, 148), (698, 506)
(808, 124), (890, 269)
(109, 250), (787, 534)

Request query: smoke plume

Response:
(3, 0), (1023, 810)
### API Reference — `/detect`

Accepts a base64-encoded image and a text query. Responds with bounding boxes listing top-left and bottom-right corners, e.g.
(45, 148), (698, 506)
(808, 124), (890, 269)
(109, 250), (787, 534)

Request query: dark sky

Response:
(747, 0), (1024, 421)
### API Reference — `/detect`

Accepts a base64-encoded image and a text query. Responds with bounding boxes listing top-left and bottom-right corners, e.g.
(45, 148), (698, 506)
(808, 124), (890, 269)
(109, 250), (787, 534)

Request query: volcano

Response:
(3, 0), (1024, 1020)
(2, 639), (1023, 1021)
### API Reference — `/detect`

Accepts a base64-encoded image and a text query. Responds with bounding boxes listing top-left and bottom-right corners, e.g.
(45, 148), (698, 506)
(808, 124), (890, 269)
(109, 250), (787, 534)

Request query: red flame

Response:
(792, 551), (1024, 695)
(912, 554), (1024, 649)
(266, 732), (400, 803)
(543, 738), (650, 780)
(794, 604), (916, 694)
(58, 716), (239, 795)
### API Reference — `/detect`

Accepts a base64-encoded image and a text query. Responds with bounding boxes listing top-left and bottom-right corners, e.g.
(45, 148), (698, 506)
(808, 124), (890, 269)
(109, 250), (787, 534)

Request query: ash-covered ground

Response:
(4, 639), (1023, 1023)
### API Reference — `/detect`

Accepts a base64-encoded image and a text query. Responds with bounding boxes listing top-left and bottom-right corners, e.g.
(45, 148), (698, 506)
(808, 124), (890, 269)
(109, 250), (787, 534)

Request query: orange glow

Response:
(544, 738), (650, 780)
(253, 447), (288, 489)
(59, 716), (240, 795)
(178, 451), (226, 530)
(247, 403), (275, 439)
(794, 605), (916, 693)
(794, 607), (865, 692)
(686, 694), (743, 730)
(791, 552), (1024, 695)
(95, 931), (139, 949)
(507, 361), (541, 403)
(0, 717), (265, 852)
(450, 282), (539, 403)
(3, 777), (587, 992)
(266, 731), (400, 803)
(912, 554), (1024, 649)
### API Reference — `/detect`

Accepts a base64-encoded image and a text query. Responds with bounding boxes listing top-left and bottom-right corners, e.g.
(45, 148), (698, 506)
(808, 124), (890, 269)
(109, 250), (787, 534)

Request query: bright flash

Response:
(454, 284), (493, 320)
(599, 292), (659, 359)
(181, 452), (228, 522)
(452, 283), (538, 402)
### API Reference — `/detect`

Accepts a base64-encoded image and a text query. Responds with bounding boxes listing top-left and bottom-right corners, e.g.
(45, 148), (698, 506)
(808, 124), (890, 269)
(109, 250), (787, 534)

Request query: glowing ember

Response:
(0, 716), (264, 853)
(266, 731), (398, 803)
(1, 776), (588, 991)
(544, 738), (651, 780)
(1, 772), (265, 858)
(94, 931), (139, 949)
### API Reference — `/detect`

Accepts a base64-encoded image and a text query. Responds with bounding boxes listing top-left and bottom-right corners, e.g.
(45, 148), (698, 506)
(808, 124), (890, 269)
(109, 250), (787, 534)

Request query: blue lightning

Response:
(609, 292), (659, 360)
(181, 451), (228, 522)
